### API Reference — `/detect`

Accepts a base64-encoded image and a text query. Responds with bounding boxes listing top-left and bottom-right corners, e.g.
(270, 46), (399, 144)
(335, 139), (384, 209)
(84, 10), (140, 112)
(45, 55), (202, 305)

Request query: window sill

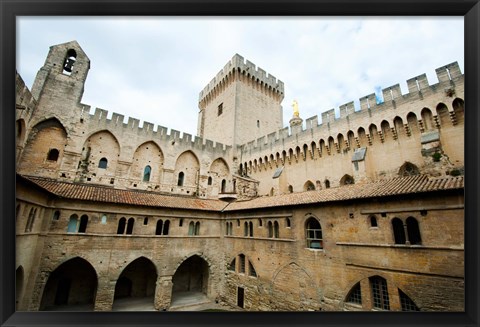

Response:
(305, 247), (324, 252)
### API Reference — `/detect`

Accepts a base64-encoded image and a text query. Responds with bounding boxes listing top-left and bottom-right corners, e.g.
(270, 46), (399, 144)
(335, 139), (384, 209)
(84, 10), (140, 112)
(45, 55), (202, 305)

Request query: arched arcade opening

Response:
(39, 257), (97, 311)
(112, 257), (158, 311)
(170, 255), (210, 308)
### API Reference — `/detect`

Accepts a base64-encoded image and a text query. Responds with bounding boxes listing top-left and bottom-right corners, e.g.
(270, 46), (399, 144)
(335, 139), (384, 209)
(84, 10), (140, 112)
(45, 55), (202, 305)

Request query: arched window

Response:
(221, 179), (226, 193)
(63, 49), (77, 74)
(98, 157), (108, 169)
(399, 289), (420, 311)
(406, 217), (422, 245)
(346, 282), (362, 305)
(399, 162), (420, 176)
(188, 221), (195, 235)
(288, 185), (293, 193)
(268, 221), (273, 238)
(274, 221), (279, 238)
(305, 217), (322, 249)
(286, 217), (291, 228)
(163, 220), (170, 235)
(258, 219), (263, 227)
(195, 221), (200, 235)
(126, 218), (135, 235)
(325, 180), (330, 189)
(117, 217), (126, 234)
(156, 220), (163, 235)
(340, 174), (355, 186)
(249, 221), (253, 237)
(177, 172), (184, 186)
(370, 215), (378, 227)
(21, 196), (35, 223)
(143, 165), (151, 182)
(143, 217), (149, 225)
(304, 180), (315, 191)
(78, 215), (88, 233)
(392, 218), (406, 244)
(244, 222), (249, 237)
(207, 176), (212, 185)
(67, 214), (78, 233)
(47, 148), (59, 161)
(369, 276), (390, 310)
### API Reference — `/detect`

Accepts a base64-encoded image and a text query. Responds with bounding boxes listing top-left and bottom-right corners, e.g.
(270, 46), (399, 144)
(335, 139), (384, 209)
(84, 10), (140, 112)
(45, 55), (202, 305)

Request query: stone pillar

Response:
(154, 275), (173, 311)
(93, 278), (115, 311)
(28, 271), (49, 311)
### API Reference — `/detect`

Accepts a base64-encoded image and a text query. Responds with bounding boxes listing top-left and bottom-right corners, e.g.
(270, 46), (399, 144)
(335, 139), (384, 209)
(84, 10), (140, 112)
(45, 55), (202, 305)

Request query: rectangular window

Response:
(239, 255), (246, 274)
(218, 103), (223, 116)
(370, 277), (390, 310)
(306, 228), (323, 249)
(237, 287), (244, 308)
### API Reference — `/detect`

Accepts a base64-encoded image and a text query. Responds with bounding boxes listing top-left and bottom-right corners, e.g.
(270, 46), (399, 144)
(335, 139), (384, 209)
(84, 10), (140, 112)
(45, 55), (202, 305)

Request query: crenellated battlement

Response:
(198, 54), (285, 104)
(86, 107), (231, 154)
(238, 62), (464, 157)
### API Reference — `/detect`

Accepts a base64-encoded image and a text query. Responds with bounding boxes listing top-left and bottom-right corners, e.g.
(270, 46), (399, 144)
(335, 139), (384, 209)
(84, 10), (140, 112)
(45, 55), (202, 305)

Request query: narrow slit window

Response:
(143, 165), (151, 182)
(177, 172), (184, 186)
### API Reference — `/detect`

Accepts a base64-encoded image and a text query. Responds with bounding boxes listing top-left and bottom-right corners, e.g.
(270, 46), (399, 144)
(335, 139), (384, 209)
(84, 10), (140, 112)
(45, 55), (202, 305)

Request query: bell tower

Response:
(31, 40), (90, 117)
(197, 54), (284, 147)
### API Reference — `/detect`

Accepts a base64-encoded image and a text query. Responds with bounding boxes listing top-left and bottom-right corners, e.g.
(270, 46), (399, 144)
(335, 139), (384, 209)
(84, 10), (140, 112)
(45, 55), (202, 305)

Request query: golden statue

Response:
(292, 100), (299, 117)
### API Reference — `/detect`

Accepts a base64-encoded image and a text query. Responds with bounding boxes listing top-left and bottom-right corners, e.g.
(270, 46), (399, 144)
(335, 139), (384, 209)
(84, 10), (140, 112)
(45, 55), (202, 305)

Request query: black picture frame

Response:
(1, 1), (479, 326)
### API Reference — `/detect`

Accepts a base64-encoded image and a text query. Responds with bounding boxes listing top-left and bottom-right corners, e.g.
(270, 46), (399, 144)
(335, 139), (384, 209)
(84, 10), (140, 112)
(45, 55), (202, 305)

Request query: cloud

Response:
(17, 16), (464, 139)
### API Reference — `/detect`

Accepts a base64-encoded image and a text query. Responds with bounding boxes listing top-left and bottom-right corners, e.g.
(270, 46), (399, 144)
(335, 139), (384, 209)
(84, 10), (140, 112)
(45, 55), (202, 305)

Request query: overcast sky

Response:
(17, 17), (464, 138)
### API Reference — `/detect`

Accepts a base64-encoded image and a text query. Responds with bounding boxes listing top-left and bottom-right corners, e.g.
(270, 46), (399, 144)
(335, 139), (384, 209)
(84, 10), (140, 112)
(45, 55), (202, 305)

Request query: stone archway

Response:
(39, 257), (97, 311)
(170, 255), (210, 309)
(112, 257), (157, 311)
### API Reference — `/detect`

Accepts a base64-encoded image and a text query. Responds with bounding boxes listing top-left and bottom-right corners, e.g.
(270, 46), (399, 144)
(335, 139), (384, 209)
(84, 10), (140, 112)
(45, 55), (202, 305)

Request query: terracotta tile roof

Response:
(223, 174), (464, 211)
(20, 175), (229, 212)
(19, 174), (463, 212)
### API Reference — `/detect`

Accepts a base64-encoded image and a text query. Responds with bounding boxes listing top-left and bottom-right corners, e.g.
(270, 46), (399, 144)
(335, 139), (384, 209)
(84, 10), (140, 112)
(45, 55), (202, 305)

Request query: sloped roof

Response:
(18, 174), (463, 212)
(224, 174), (464, 211)
(19, 175), (228, 212)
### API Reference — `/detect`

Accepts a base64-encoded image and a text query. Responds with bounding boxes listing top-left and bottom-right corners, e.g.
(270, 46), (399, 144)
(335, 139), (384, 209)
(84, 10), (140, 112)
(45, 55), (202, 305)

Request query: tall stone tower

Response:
(197, 54), (284, 147)
(31, 40), (90, 120)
